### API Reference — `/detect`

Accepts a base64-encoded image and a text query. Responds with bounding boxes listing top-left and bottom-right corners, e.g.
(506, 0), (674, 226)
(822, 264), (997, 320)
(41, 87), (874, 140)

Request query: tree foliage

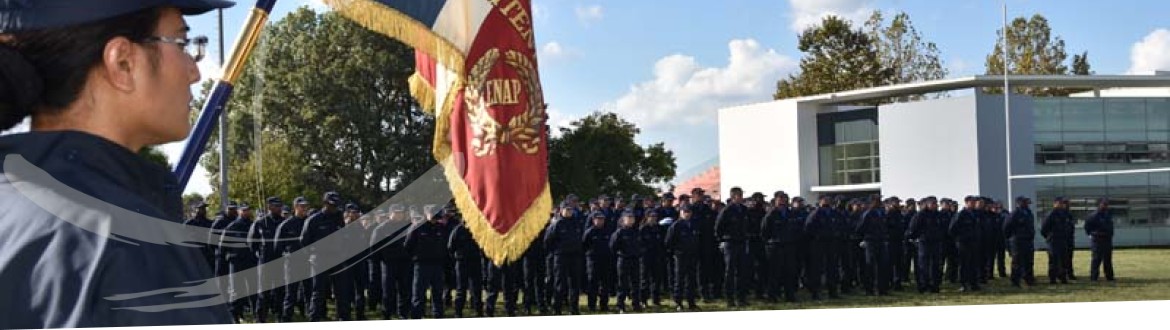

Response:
(775, 11), (946, 102)
(863, 10), (948, 101)
(195, 7), (434, 210)
(548, 112), (676, 201)
(984, 14), (1092, 96)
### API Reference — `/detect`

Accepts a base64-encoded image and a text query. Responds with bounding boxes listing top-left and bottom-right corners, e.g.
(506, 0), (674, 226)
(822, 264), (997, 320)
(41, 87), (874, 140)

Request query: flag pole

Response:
(217, 8), (229, 212)
(174, 0), (279, 191)
(1003, 2), (1013, 202)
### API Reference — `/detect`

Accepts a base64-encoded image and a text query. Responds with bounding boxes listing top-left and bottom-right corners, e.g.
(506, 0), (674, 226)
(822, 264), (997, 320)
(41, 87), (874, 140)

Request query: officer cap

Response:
(345, 203), (359, 212)
(792, 197), (805, 203)
(281, 205), (291, 213)
(679, 204), (692, 213)
(964, 195), (978, 202)
(1015, 196), (1030, 203)
(590, 211), (606, 219)
(922, 196), (937, 203)
(323, 192), (341, 205)
(239, 203), (250, 211)
(565, 194), (579, 202)
(905, 198), (916, 204)
(266, 196), (283, 206)
(774, 191), (788, 199)
(730, 187), (743, 194)
(193, 201), (208, 209)
(751, 192), (765, 200)
(691, 187), (705, 194)
(621, 210), (635, 218)
(678, 194), (691, 200)
(227, 201), (238, 209)
(559, 200), (572, 208)
(662, 192), (675, 200)
(0, 0), (236, 32)
(293, 196), (309, 205)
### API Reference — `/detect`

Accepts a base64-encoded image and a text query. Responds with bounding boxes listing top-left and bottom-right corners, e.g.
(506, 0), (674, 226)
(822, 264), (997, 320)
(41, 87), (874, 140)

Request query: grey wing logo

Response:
(3, 154), (453, 312)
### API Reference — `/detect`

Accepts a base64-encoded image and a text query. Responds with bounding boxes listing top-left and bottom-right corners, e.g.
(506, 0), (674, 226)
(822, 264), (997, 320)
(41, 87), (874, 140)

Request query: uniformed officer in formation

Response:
(274, 197), (309, 321)
(1004, 196), (1037, 287)
(447, 207), (484, 317)
(545, 202), (585, 315)
(405, 208), (449, 319)
(610, 210), (644, 313)
(1041, 197), (1074, 284)
(300, 192), (345, 321)
(1084, 198), (1116, 283)
(907, 196), (945, 293)
(640, 207), (668, 306)
(857, 197), (892, 296)
(583, 211), (614, 312)
(185, 202), (215, 269)
(220, 203), (258, 323)
(714, 187), (750, 307)
(664, 204), (701, 311)
(949, 196), (983, 292)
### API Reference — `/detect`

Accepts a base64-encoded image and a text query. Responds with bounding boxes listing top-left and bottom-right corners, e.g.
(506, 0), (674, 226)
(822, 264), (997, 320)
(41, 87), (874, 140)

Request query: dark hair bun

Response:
(0, 44), (43, 131)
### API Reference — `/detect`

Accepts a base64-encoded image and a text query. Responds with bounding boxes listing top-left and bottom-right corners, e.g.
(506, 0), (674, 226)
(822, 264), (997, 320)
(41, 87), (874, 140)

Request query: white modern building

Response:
(718, 74), (1170, 247)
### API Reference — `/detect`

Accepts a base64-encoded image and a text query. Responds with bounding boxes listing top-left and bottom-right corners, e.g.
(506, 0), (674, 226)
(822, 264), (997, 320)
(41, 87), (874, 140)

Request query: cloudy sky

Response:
(8, 0), (1167, 196)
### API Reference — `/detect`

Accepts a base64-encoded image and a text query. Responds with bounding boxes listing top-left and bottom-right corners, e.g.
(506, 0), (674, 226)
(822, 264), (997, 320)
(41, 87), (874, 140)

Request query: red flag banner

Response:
(325, 0), (551, 265)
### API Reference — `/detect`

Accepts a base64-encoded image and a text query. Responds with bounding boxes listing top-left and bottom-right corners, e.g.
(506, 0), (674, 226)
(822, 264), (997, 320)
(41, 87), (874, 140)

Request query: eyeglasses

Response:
(138, 35), (208, 62)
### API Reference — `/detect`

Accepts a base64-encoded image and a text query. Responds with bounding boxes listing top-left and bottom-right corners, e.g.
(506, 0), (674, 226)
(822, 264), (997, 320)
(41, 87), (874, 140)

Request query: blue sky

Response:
(152, 0), (1170, 195)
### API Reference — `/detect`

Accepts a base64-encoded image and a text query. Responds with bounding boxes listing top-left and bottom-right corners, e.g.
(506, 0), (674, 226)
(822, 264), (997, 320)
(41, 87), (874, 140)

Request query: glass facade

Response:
(818, 109), (880, 186)
(1033, 98), (1170, 227)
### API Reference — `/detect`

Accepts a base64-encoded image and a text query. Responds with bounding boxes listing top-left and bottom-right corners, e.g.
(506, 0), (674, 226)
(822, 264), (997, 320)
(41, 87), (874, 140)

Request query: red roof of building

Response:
(673, 165), (720, 201)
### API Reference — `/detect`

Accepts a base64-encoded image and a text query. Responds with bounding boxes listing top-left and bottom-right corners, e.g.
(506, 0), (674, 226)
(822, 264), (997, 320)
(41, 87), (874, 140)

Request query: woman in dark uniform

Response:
(0, 1), (235, 327)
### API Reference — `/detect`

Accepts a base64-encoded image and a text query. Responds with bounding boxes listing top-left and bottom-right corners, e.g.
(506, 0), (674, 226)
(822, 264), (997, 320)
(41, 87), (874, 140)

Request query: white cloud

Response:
(1128, 28), (1170, 74)
(575, 4), (604, 24)
(788, 0), (874, 32)
(304, 0), (330, 11)
(948, 57), (970, 77)
(545, 107), (577, 139)
(542, 41), (565, 58)
(533, 1), (550, 23)
(604, 39), (797, 129)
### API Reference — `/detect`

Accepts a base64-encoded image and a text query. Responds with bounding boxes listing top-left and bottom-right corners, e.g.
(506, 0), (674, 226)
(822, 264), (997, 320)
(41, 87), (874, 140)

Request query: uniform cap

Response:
(293, 196), (309, 205)
(662, 192), (675, 199)
(0, 0), (235, 32)
(266, 196), (283, 206)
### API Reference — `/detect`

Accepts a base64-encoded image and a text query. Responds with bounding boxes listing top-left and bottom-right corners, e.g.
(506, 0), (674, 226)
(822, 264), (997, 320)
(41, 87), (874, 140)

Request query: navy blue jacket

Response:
(640, 223), (666, 258)
(1040, 209), (1075, 244)
(447, 222), (482, 261)
(715, 203), (748, 242)
(948, 208), (981, 243)
(405, 221), (449, 263)
(1004, 207), (1036, 242)
(544, 216), (584, 256)
(583, 226), (614, 259)
(886, 208), (906, 242)
(857, 208), (889, 242)
(609, 227), (644, 258)
(906, 209), (946, 243)
(664, 219), (700, 256)
(249, 214), (283, 262)
(300, 209), (344, 256)
(1083, 209), (1114, 243)
(274, 215), (306, 256)
(0, 131), (233, 327)
(804, 207), (834, 242)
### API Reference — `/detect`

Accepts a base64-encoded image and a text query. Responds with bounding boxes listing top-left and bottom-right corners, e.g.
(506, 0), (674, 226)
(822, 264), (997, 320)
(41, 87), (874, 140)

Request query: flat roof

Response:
(789, 75), (1170, 105)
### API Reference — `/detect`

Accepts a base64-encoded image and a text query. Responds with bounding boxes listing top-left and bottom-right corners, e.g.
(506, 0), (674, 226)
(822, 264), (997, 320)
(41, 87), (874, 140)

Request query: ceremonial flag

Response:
(324, 0), (551, 265)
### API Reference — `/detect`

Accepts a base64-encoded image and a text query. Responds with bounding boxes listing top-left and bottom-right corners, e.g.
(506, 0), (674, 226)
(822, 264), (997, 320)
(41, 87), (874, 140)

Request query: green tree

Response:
(864, 10), (948, 101)
(1072, 51), (1092, 75)
(985, 14), (1091, 96)
(195, 7), (434, 210)
(774, 15), (892, 101)
(138, 146), (172, 171)
(548, 112), (676, 201)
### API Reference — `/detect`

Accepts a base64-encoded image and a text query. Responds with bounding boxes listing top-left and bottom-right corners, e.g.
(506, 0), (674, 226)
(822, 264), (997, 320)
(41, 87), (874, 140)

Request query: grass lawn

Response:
(243, 248), (1170, 322)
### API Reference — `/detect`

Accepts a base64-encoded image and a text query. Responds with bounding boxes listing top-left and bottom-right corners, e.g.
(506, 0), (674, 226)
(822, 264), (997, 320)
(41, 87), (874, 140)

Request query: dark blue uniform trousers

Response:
(380, 258), (413, 319)
(1008, 239), (1035, 285)
(915, 240), (943, 292)
(616, 257), (643, 310)
(586, 256), (613, 310)
(552, 254), (583, 314)
(1089, 241), (1114, 281)
(453, 257), (483, 317)
(864, 240), (891, 294)
(411, 262), (445, 319)
(672, 253), (698, 306)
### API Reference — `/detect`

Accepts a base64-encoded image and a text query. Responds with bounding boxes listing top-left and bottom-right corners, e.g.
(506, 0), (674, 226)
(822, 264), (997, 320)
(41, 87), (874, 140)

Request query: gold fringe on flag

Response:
(323, 0), (467, 76)
(408, 72), (435, 115)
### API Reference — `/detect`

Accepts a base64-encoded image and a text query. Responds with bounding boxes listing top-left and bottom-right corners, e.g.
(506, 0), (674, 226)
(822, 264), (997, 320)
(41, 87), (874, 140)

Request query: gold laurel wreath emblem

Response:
(465, 48), (546, 158)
